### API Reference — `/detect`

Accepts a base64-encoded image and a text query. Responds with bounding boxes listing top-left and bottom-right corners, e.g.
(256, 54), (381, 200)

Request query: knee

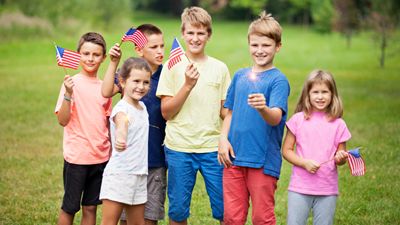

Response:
(82, 205), (97, 215)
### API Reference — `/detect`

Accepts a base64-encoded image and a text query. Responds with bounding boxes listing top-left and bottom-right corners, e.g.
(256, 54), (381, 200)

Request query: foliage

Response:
(334, 0), (362, 48)
(311, 0), (335, 34)
(229, 0), (269, 17)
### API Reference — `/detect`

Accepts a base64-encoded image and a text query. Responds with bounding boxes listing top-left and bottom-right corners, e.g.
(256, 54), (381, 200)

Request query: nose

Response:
(88, 54), (93, 61)
(138, 82), (144, 89)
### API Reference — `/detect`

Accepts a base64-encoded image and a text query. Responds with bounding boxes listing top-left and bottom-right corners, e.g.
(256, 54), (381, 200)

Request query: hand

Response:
(109, 43), (122, 62)
(248, 94), (266, 111)
(63, 75), (74, 96)
(218, 137), (235, 168)
(114, 138), (126, 152)
(334, 150), (347, 165)
(184, 62), (200, 90)
(304, 159), (321, 174)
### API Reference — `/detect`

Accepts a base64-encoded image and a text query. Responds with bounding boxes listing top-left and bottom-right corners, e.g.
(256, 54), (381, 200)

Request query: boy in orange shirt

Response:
(55, 32), (111, 225)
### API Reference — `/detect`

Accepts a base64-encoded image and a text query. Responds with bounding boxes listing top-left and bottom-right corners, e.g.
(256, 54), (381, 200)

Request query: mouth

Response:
(255, 55), (266, 60)
(190, 42), (201, 48)
(156, 56), (163, 62)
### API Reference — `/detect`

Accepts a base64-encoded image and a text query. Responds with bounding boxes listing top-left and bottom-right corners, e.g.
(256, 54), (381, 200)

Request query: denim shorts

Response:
(165, 146), (224, 222)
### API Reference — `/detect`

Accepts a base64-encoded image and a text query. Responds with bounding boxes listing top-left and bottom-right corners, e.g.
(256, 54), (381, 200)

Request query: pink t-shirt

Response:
(286, 111), (351, 195)
(55, 74), (112, 165)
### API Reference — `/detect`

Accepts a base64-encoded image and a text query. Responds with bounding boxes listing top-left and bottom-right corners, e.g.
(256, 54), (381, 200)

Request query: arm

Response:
(282, 128), (321, 174)
(334, 142), (347, 166)
(106, 117), (112, 157)
(57, 75), (74, 127)
(160, 62), (200, 120)
(113, 112), (129, 152)
(218, 109), (235, 168)
(101, 43), (122, 98)
(248, 93), (282, 126)
(220, 100), (228, 120)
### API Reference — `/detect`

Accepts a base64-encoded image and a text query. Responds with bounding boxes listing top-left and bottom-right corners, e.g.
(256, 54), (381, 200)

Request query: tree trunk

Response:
(380, 34), (386, 68)
(303, 7), (309, 34)
(346, 32), (351, 49)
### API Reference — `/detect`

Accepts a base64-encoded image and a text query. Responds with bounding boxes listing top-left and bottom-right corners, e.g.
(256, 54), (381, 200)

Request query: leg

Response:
(144, 167), (167, 223)
(312, 195), (338, 225)
(125, 203), (146, 225)
(81, 205), (97, 225)
(120, 220), (127, 225)
(119, 209), (127, 225)
(100, 199), (124, 225)
(287, 191), (313, 225)
(199, 152), (225, 222)
(57, 209), (75, 225)
(247, 169), (277, 225)
(165, 147), (198, 223)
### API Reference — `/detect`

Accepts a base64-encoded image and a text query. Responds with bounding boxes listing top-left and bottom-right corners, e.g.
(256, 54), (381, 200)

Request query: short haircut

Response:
(137, 24), (163, 37)
(77, 32), (107, 56)
(295, 70), (343, 121)
(248, 11), (282, 45)
(119, 57), (152, 82)
(181, 6), (212, 34)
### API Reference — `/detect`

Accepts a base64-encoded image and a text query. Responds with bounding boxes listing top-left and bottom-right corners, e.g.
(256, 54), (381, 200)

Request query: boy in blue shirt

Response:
(101, 24), (167, 225)
(218, 11), (290, 224)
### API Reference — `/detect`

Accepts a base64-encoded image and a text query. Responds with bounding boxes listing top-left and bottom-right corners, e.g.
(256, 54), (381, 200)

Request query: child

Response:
(99, 57), (152, 225)
(101, 24), (167, 225)
(156, 6), (231, 224)
(218, 12), (290, 224)
(282, 70), (350, 225)
(55, 32), (111, 224)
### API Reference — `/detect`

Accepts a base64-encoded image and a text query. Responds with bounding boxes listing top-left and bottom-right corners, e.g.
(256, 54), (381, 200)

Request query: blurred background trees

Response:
(0, 0), (398, 67)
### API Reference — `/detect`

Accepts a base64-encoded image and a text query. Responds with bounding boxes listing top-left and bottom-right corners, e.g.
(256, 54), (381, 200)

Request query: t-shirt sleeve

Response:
(156, 61), (175, 98)
(286, 113), (300, 136)
(223, 71), (238, 110)
(220, 65), (231, 100)
(337, 119), (351, 143)
(269, 76), (290, 116)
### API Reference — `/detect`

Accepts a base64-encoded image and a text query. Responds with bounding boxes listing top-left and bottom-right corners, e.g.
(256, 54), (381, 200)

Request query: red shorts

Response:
(223, 166), (278, 225)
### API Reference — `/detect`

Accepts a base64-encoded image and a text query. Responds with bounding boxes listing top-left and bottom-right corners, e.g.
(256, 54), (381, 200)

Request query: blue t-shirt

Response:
(224, 67), (290, 179)
(115, 65), (166, 167)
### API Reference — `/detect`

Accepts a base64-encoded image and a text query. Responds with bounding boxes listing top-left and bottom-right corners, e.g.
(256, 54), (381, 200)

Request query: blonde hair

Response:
(295, 70), (343, 121)
(181, 6), (212, 34)
(248, 11), (282, 45)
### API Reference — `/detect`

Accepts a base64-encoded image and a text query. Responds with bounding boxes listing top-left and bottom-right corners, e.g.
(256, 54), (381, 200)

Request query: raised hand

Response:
(109, 43), (122, 62)
(184, 62), (200, 90)
(63, 75), (74, 95)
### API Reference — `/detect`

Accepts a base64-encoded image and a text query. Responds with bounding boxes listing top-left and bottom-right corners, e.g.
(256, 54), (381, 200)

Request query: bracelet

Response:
(219, 134), (228, 140)
(64, 94), (71, 101)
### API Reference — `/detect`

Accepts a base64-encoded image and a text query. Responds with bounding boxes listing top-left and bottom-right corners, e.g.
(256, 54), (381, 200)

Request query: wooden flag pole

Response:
(54, 42), (68, 75)
(111, 26), (134, 60)
(320, 147), (363, 165)
(173, 34), (191, 63)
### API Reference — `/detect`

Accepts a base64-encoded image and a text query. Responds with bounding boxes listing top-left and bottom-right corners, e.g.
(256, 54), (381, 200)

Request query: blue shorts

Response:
(164, 146), (224, 222)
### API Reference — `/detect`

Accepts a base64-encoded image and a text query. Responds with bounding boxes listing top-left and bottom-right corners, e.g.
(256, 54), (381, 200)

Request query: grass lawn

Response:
(0, 12), (399, 224)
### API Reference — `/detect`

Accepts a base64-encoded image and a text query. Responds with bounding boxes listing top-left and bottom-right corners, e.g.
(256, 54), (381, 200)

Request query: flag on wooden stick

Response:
(168, 37), (185, 70)
(55, 45), (81, 70)
(121, 28), (147, 48)
(346, 148), (365, 176)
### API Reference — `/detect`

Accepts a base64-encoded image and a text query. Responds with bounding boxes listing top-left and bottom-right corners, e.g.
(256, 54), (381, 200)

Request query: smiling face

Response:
(121, 69), (151, 108)
(249, 34), (281, 72)
(79, 42), (106, 76)
(136, 33), (164, 73)
(309, 82), (332, 113)
(181, 23), (211, 57)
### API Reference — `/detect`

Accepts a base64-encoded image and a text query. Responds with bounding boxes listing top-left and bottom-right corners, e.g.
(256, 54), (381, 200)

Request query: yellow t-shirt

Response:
(156, 56), (231, 153)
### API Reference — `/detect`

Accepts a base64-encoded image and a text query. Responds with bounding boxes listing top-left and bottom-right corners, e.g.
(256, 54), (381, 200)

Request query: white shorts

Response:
(100, 174), (147, 205)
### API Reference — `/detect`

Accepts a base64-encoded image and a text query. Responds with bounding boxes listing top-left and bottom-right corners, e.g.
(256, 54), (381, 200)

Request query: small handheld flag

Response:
(168, 37), (185, 70)
(121, 28), (147, 48)
(346, 148), (365, 176)
(55, 45), (81, 70)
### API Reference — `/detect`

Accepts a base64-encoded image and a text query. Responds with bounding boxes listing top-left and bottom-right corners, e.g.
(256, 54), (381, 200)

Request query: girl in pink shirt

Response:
(282, 70), (351, 225)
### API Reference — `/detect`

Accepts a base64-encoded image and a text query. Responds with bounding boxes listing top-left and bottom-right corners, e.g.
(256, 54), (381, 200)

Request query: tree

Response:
(334, 0), (361, 48)
(285, 0), (312, 32)
(229, 0), (269, 19)
(311, 0), (335, 34)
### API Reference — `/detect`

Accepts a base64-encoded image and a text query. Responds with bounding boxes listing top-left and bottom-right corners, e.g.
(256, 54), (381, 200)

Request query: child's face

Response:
(181, 23), (211, 55)
(121, 69), (151, 105)
(309, 82), (332, 113)
(249, 34), (281, 72)
(137, 34), (164, 69)
(79, 42), (106, 74)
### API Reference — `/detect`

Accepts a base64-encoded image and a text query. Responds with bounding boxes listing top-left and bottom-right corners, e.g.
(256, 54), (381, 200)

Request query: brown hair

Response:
(181, 6), (212, 34)
(248, 11), (282, 45)
(119, 57), (152, 81)
(137, 24), (163, 37)
(77, 32), (107, 56)
(295, 70), (343, 121)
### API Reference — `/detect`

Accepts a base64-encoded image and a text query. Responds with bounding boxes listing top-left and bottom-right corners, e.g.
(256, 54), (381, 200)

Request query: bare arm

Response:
(334, 142), (347, 166)
(248, 93), (282, 126)
(282, 129), (321, 174)
(101, 43), (122, 98)
(218, 109), (235, 168)
(160, 62), (200, 120)
(113, 112), (129, 152)
(57, 75), (74, 127)
(220, 100), (228, 120)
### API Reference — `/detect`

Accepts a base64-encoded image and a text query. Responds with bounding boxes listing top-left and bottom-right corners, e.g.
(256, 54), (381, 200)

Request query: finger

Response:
(217, 155), (222, 166)
(229, 147), (235, 158)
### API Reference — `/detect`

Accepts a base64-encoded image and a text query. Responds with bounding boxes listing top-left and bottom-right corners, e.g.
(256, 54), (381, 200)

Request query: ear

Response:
(119, 77), (125, 88)
(207, 31), (212, 41)
(275, 42), (282, 52)
(102, 54), (107, 63)
(181, 29), (184, 39)
(134, 46), (144, 57)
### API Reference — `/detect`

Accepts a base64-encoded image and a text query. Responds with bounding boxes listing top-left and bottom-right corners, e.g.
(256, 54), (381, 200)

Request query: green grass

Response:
(1, 12), (400, 224)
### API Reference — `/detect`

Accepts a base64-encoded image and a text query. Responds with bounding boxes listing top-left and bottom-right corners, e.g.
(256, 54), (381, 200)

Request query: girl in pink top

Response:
(282, 70), (351, 225)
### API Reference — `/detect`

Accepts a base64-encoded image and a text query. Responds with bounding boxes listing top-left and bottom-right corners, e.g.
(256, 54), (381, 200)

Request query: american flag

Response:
(168, 37), (185, 70)
(346, 148), (365, 176)
(55, 45), (81, 70)
(121, 28), (147, 48)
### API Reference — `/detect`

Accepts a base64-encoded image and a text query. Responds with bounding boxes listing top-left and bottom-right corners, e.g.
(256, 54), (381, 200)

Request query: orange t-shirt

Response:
(55, 74), (112, 165)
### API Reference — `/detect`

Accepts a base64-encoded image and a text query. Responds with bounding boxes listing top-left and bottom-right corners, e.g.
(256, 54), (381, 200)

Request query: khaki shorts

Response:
(100, 173), (147, 205)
